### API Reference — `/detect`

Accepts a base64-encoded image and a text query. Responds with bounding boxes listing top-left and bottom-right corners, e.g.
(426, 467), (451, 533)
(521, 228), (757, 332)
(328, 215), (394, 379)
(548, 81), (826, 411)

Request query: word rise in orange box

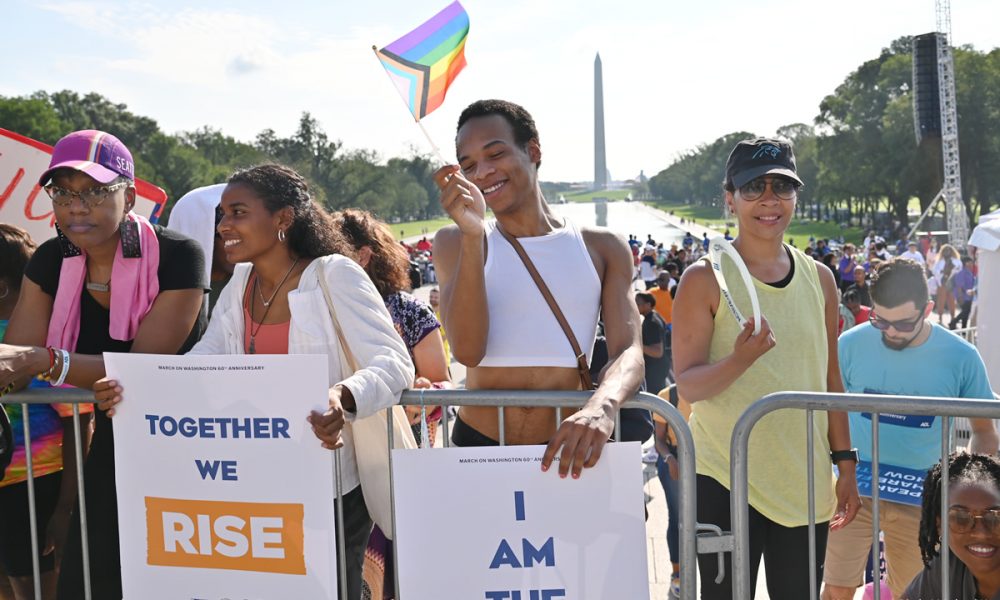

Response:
(144, 497), (306, 575)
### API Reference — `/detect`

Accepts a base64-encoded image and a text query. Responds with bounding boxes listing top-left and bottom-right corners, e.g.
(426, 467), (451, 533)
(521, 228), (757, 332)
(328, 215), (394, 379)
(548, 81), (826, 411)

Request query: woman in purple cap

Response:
(0, 130), (207, 600)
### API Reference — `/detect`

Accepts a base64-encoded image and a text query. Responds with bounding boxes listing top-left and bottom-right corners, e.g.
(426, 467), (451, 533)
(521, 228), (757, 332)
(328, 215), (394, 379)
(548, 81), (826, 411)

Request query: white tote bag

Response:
(317, 269), (416, 539)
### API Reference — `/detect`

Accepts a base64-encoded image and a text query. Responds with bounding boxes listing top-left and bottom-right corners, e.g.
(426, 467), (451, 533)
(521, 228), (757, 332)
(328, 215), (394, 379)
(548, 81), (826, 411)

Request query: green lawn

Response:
(564, 189), (633, 202)
(648, 201), (865, 246)
(393, 211), (497, 240)
(392, 217), (454, 240)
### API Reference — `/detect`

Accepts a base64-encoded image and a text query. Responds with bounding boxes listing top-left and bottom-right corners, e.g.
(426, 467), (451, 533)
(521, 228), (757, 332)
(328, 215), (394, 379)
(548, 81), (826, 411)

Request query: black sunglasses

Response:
(868, 304), (927, 333)
(738, 176), (800, 201)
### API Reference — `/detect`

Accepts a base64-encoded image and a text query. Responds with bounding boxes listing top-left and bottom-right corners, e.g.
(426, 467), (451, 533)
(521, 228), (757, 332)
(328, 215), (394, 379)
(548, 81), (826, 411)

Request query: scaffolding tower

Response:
(936, 0), (970, 249)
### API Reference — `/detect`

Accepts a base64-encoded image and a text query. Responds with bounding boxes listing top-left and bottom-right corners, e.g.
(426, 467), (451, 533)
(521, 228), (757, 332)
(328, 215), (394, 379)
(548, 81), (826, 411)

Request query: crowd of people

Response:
(0, 100), (994, 600)
(796, 233), (980, 334)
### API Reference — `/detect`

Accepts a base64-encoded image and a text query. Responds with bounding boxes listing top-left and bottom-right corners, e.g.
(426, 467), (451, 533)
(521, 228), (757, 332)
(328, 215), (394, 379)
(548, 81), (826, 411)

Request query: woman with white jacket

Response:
(95, 164), (414, 600)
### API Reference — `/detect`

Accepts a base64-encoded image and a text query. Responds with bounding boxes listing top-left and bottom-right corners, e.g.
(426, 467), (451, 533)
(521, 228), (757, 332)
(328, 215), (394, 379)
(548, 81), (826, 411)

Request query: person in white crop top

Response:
(432, 99), (645, 479)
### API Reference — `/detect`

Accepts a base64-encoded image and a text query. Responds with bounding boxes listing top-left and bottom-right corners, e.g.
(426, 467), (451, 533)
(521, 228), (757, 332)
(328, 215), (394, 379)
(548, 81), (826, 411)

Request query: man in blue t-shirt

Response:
(822, 258), (998, 600)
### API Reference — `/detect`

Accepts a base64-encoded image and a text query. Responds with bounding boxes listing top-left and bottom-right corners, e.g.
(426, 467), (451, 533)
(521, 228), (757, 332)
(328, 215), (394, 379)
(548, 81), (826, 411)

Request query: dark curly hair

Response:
(332, 209), (410, 297)
(0, 224), (37, 292)
(457, 99), (541, 169)
(870, 258), (929, 309)
(227, 164), (351, 259)
(918, 452), (1000, 566)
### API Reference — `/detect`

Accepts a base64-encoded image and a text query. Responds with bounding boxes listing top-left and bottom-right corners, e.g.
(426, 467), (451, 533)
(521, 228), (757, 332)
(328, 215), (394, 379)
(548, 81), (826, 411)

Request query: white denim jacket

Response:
(189, 254), (415, 492)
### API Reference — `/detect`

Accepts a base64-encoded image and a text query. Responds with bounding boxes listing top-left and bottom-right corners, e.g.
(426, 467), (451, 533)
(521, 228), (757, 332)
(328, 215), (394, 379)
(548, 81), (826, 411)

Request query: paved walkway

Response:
(631, 201), (726, 243)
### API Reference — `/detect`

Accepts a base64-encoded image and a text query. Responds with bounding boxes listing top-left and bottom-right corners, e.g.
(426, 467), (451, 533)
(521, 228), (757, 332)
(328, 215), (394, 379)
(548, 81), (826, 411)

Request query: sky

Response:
(3, 0), (999, 184)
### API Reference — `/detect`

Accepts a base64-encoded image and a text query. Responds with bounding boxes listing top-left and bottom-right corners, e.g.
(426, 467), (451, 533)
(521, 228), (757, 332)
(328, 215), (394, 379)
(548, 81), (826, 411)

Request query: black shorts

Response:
(451, 414), (501, 447)
(0, 472), (62, 576)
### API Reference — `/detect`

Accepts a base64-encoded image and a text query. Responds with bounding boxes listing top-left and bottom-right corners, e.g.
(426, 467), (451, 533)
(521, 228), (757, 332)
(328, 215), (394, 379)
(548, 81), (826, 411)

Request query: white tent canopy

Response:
(969, 209), (1000, 389)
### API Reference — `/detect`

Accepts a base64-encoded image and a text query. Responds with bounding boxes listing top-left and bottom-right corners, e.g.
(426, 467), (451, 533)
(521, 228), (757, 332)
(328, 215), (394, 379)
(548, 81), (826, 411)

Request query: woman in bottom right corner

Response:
(902, 452), (1000, 600)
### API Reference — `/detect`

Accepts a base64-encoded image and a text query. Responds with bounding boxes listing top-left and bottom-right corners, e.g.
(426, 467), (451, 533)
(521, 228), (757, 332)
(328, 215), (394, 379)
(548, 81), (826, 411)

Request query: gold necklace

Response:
(247, 259), (299, 354)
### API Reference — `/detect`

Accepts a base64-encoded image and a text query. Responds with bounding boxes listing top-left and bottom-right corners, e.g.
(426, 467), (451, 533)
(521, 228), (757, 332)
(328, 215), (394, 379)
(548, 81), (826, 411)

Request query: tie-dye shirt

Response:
(0, 320), (88, 487)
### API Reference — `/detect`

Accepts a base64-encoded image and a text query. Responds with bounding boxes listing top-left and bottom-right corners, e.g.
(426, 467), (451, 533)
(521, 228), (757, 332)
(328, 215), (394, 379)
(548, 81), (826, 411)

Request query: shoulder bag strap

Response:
(495, 225), (594, 390)
(316, 267), (360, 373)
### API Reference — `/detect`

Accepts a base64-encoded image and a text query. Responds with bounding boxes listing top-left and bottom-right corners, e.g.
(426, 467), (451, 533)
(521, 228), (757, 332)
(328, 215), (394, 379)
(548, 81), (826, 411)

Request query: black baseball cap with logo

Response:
(725, 137), (803, 189)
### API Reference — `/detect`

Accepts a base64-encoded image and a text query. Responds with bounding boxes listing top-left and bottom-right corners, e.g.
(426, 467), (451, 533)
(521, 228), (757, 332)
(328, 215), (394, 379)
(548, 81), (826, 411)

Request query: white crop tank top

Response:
(478, 218), (602, 368)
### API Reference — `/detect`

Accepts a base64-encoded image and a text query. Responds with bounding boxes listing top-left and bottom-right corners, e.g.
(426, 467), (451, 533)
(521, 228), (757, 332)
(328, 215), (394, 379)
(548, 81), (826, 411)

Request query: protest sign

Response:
(854, 460), (925, 506)
(106, 353), (339, 600)
(0, 128), (166, 244)
(392, 443), (649, 600)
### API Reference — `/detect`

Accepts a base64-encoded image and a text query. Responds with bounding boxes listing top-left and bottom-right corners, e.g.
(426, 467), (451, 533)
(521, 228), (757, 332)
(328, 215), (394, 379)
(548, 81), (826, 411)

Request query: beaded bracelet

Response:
(36, 347), (58, 382)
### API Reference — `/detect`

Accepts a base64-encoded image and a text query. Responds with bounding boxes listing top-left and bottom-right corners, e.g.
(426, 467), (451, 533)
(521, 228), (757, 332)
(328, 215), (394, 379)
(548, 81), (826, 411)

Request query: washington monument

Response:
(594, 53), (607, 190)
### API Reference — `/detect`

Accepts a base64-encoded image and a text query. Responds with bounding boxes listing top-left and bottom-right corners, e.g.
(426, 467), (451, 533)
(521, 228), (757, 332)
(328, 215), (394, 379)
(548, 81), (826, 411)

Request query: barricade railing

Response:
(390, 389), (699, 600)
(6, 387), (93, 600)
(4, 387), (698, 600)
(728, 391), (1000, 600)
(951, 325), (976, 344)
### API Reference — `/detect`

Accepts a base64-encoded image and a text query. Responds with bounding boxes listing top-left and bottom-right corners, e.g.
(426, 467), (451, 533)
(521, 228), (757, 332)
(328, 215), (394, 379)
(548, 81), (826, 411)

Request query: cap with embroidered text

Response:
(38, 130), (135, 186)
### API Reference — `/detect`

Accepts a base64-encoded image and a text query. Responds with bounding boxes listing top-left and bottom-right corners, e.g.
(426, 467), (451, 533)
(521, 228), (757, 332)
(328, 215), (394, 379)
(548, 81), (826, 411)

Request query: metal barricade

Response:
(728, 391), (1000, 600)
(951, 325), (976, 344)
(3, 387), (698, 600)
(389, 389), (700, 600)
(5, 387), (93, 600)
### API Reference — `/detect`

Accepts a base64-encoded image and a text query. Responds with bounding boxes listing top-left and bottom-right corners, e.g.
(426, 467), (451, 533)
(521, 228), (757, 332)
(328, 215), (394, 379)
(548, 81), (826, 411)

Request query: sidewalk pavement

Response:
(631, 201), (730, 244)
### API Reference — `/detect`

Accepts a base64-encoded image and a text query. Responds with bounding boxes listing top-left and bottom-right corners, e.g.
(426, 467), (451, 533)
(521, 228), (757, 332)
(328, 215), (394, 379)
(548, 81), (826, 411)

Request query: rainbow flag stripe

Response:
(376, 1), (469, 121)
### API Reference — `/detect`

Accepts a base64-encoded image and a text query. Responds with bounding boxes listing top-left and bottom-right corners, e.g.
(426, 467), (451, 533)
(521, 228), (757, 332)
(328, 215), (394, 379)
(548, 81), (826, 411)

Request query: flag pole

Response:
(416, 120), (448, 166)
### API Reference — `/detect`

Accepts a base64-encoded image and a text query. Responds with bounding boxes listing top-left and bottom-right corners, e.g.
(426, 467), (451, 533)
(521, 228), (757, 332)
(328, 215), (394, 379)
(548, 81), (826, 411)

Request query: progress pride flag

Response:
(0, 128), (166, 244)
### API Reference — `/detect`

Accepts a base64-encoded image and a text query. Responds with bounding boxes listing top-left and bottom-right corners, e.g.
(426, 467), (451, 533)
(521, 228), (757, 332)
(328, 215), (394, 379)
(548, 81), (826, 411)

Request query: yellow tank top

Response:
(690, 245), (836, 527)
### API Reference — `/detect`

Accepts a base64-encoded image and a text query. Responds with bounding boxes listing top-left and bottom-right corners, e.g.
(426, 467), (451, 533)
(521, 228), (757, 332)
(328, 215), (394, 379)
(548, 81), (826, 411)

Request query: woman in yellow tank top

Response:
(671, 138), (862, 599)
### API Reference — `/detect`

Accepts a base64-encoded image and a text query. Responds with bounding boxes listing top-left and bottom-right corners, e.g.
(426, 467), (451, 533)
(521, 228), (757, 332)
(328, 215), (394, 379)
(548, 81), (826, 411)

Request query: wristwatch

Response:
(830, 449), (859, 464)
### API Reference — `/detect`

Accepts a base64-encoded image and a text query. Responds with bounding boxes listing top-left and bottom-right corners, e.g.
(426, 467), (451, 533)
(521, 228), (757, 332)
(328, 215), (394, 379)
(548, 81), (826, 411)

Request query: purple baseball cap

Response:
(38, 130), (136, 186)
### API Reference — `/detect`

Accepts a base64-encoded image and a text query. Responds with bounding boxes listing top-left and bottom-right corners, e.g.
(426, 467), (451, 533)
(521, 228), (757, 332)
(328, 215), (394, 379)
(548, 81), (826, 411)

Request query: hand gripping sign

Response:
(0, 128), (166, 244)
(708, 237), (763, 335)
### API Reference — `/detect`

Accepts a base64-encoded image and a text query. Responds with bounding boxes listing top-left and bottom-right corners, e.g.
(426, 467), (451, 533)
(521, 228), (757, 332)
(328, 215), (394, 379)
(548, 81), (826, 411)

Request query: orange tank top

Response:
(242, 275), (290, 354)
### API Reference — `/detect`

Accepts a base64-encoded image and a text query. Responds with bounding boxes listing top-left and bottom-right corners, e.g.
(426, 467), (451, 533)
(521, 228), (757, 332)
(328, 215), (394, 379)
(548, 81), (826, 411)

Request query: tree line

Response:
(0, 91), (442, 223)
(4, 36), (997, 229)
(648, 37), (1000, 228)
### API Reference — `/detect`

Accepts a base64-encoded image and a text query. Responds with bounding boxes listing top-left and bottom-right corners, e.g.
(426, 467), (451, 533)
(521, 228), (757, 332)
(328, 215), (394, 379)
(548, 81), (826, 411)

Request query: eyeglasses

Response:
(44, 181), (130, 208)
(948, 507), (1000, 534)
(868, 305), (927, 332)
(738, 177), (800, 201)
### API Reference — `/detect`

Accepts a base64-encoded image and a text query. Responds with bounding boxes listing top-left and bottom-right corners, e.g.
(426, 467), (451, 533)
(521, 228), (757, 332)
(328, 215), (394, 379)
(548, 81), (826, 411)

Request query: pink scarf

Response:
(46, 213), (160, 350)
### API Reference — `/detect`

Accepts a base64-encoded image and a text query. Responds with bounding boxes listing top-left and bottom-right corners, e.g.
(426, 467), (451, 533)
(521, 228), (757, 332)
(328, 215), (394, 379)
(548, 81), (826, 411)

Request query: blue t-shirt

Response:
(839, 322), (995, 472)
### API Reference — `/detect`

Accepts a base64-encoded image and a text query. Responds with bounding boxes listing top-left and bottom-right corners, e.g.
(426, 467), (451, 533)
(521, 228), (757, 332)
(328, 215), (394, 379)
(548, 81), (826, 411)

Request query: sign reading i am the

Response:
(392, 443), (650, 599)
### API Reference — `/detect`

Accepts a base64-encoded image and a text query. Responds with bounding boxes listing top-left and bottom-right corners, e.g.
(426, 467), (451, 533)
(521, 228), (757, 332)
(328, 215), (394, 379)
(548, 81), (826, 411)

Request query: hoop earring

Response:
(277, 229), (286, 243)
(0, 283), (8, 300)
